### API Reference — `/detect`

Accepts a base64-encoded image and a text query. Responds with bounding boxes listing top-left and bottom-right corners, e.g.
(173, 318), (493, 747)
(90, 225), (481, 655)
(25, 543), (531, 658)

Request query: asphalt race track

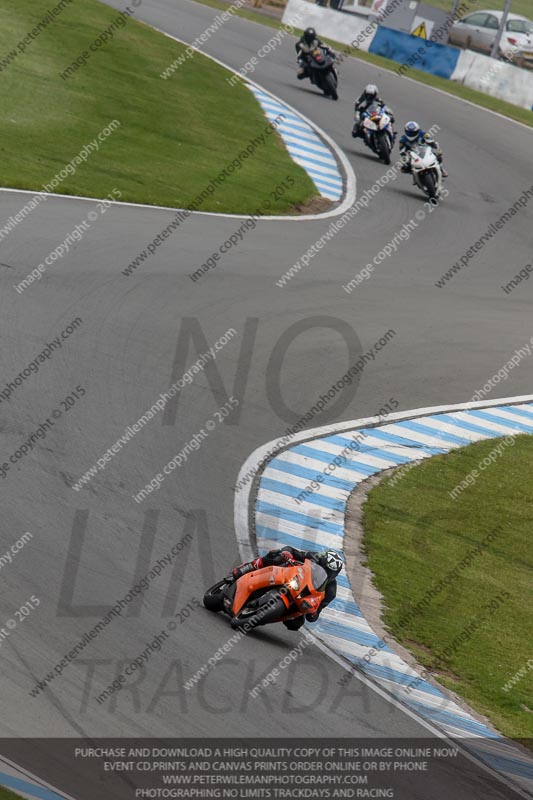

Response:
(1, 0), (532, 797)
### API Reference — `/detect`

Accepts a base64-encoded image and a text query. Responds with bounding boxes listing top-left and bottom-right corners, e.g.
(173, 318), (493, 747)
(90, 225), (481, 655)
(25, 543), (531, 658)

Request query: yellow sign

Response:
(411, 21), (428, 39)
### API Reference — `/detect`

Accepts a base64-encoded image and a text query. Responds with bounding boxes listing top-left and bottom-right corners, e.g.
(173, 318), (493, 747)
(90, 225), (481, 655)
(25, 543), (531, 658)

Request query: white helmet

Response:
(364, 84), (378, 99)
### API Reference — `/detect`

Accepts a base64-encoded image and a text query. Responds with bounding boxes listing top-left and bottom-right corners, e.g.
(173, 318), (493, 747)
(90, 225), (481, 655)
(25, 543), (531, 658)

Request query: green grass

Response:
(193, 0), (533, 128)
(0, 786), (24, 800)
(0, 0), (315, 213)
(363, 435), (533, 740)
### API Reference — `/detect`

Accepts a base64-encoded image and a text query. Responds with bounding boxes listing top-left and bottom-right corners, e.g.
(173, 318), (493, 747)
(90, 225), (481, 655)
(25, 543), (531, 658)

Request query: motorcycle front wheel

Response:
(203, 579), (227, 612)
(422, 171), (437, 199)
(322, 72), (338, 100)
(376, 133), (392, 165)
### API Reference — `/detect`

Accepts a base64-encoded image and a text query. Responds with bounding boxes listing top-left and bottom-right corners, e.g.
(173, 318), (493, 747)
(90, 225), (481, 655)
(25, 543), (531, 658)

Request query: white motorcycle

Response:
(407, 144), (443, 200)
(360, 103), (395, 165)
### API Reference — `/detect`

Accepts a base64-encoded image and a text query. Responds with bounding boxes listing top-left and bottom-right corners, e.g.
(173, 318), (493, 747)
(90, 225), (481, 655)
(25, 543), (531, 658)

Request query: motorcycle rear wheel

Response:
(231, 594), (287, 630)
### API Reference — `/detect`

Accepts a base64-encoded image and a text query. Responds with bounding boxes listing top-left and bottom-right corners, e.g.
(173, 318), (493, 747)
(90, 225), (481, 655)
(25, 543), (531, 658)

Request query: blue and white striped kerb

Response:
(248, 85), (344, 202)
(255, 401), (533, 793)
(0, 763), (69, 800)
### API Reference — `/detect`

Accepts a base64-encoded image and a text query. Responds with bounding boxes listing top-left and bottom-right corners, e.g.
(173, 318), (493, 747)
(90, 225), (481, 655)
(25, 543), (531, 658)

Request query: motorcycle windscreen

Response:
(310, 562), (328, 591)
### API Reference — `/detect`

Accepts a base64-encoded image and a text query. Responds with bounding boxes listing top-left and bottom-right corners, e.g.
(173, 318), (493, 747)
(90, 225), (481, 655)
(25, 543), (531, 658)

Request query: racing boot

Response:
(227, 557), (264, 583)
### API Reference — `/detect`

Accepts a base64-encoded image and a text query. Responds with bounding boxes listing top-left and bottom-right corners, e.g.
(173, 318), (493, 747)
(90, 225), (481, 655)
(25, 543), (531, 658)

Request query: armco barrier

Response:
(452, 49), (533, 111)
(368, 25), (460, 79)
(282, 0), (377, 52)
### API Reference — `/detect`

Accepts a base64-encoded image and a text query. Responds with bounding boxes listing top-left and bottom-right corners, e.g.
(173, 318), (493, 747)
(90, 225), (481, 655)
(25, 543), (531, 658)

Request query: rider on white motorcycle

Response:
(399, 121), (448, 178)
(352, 84), (395, 139)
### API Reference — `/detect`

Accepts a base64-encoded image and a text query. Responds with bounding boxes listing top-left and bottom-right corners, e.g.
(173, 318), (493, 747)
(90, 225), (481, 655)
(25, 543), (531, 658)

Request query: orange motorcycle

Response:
(203, 559), (327, 630)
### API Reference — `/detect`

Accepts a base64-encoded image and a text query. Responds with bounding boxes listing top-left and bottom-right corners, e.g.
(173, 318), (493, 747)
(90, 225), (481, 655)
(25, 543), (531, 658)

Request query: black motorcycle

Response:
(302, 47), (338, 100)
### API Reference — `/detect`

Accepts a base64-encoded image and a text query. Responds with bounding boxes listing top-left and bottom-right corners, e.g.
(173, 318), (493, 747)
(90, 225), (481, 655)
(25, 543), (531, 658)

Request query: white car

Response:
(449, 10), (533, 68)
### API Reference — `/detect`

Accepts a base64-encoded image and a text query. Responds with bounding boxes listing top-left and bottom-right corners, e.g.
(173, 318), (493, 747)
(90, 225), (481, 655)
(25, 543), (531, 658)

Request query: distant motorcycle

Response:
(407, 143), (443, 200)
(203, 558), (327, 630)
(360, 103), (395, 165)
(302, 46), (338, 100)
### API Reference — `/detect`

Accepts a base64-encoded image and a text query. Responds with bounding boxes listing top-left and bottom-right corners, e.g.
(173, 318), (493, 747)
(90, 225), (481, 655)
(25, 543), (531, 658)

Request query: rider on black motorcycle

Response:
(295, 27), (334, 79)
(227, 547), (344, 631)
(399, 120), (448, 177)
(352, 84), (395, 139)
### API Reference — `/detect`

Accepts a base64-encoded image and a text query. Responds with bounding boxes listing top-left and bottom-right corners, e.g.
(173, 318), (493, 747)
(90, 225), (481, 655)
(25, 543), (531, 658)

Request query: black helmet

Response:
(303, 27), (316, 45)
(318, 549), (344, 576)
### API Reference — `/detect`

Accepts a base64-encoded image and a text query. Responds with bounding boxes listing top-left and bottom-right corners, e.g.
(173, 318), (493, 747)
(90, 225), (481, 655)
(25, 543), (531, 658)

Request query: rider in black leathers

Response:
(295, 27), (334, 80)
(228, 547), (344, 631)
(352, 83), (395, 139)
